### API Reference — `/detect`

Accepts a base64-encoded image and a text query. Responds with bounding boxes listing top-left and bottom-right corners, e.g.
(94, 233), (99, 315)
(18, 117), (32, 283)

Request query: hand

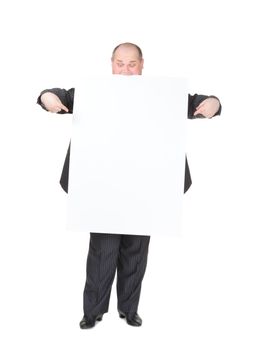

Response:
(194, 97), (220, 118)
(40, 92), (69, 113)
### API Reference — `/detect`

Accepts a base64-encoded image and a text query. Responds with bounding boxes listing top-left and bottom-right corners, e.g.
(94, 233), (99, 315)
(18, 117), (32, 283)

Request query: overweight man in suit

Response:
(37, 42), (221, 329)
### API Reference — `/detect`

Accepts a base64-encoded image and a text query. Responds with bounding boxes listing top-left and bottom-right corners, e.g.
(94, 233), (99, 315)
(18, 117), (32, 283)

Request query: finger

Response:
(196, 110), (212, 118)
(196, 101), (206, 110)
(59, 103), (69, 112)
(194, 107), (205, 115)
(51, 106), (63, 113)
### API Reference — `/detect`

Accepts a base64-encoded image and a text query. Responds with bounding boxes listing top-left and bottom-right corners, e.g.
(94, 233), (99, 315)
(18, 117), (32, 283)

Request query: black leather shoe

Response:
(79, 314), (103, 329)
(119, 311), (142, 326)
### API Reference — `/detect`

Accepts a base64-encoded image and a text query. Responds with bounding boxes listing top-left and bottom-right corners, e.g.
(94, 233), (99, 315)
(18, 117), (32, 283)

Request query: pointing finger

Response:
(59, 103), (69, 112)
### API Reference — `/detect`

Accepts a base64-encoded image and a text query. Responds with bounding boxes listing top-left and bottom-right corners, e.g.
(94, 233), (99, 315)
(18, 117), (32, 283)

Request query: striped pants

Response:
(83, 233), (150, 317)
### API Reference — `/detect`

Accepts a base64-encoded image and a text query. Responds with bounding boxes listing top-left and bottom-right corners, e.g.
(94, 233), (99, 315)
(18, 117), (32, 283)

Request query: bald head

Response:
(112, 43), (143, 60)
(111, 42), (144, 75)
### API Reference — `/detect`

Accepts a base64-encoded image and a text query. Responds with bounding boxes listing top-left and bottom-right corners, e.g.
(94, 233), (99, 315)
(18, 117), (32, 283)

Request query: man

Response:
(37, 42), (221, 329)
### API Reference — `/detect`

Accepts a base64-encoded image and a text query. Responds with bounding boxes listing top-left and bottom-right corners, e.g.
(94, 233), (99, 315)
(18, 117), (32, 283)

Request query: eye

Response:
(117, 63), (124, 67)
(129, 63), (136, 68)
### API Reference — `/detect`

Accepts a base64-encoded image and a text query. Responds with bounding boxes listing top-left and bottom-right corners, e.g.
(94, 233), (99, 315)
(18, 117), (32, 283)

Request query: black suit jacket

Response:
(37, 88), (221, 193)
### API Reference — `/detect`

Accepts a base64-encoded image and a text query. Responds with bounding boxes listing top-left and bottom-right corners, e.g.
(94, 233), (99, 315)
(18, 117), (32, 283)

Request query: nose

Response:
(121, 66), (132, 75)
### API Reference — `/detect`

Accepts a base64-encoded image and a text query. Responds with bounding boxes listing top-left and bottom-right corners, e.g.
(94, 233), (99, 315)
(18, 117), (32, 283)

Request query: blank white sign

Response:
(67, 76), (187, 236)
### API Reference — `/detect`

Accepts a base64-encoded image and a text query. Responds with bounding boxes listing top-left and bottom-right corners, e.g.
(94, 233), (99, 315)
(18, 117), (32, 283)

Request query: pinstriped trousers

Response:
(83, 233), (150, 317)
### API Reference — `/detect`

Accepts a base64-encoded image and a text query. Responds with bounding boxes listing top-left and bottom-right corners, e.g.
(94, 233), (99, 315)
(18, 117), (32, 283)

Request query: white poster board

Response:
(67, 76), (187, 236)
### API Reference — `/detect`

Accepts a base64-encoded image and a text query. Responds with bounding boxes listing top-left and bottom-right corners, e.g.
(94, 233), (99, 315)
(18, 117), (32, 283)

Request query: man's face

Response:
(111, 46), (144, 75)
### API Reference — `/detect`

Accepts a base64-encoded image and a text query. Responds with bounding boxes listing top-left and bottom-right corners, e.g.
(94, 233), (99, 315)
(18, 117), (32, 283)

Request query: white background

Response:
(0, 0), (253, 349)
